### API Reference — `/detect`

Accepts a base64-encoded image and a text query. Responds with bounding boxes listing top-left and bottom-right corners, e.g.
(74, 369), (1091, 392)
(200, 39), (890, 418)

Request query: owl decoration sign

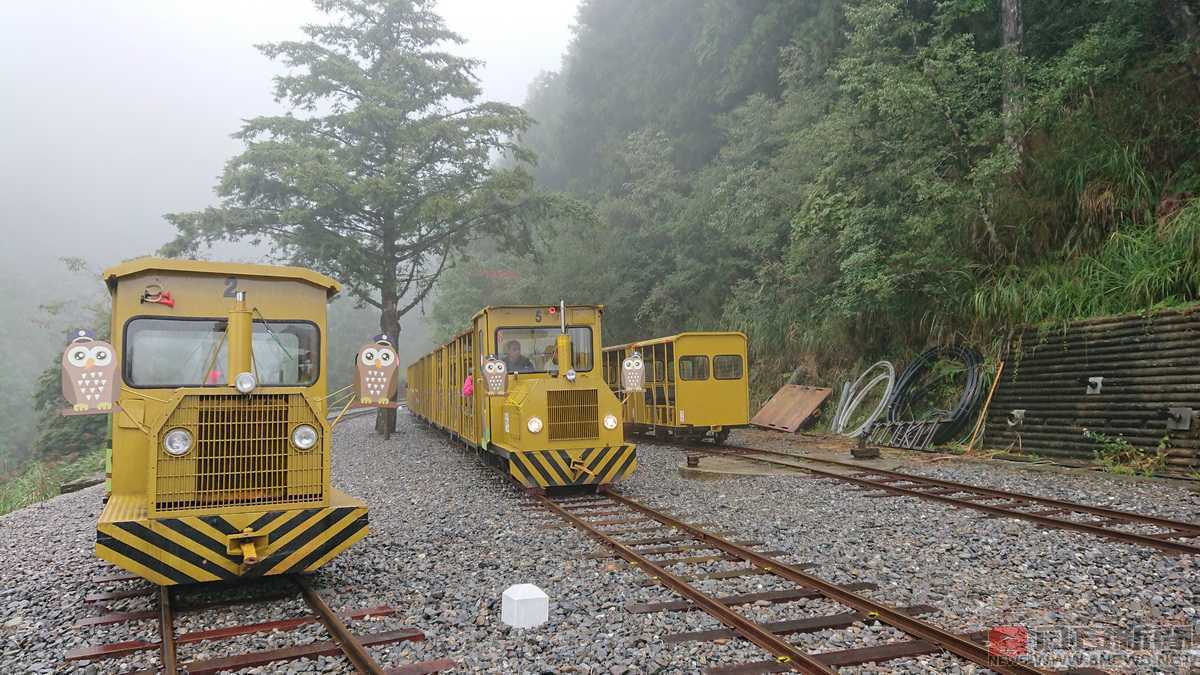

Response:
(481, 355), (508, 396)
(621, 350), (646, 393)
(356, 334), (399, 407)
(61, 329), (119, 415)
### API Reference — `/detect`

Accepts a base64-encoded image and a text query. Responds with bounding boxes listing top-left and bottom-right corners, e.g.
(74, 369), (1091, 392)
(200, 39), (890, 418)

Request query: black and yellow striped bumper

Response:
(508, 445), (637, 488)
(96, 489), (368, 586)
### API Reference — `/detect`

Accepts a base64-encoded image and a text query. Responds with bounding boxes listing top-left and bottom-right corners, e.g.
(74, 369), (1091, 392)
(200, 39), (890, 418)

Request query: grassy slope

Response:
(0, 448), (105, 516)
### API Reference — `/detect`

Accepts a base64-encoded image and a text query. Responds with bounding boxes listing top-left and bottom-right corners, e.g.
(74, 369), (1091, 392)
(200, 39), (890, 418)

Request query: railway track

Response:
(532, 488), (1069, 674)
(65, 572), (454, 674)
(687, 442), (1200, 555)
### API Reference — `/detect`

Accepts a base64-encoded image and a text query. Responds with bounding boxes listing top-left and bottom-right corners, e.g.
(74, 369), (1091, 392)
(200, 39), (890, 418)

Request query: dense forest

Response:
(434, 0), (1200, 398)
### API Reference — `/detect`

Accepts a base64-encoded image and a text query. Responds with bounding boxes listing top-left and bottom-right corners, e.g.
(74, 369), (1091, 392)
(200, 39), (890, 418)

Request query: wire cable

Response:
(831, 361), (895, 437)
(885, 346), (985, 444)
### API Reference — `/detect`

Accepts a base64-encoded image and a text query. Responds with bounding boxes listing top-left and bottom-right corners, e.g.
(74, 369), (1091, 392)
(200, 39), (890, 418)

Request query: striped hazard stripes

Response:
(508, 445), (637, 488)
(96, 493), (368, 586)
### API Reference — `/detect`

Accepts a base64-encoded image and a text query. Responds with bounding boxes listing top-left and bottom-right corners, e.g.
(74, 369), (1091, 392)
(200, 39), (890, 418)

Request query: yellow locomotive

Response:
(90, 258), (368, 585)
(407, 304), (640, 490)
(602, 332), (749, 444)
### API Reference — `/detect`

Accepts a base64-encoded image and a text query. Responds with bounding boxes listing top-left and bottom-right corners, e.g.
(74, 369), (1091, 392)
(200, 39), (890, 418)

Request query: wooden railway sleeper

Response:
(602, 489), (1050, 675)
(537, 494), (836, 673)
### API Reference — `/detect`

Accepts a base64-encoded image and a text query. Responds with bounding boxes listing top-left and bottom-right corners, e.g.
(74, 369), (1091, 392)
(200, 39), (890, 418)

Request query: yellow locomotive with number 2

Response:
(87, 258), (368, 585)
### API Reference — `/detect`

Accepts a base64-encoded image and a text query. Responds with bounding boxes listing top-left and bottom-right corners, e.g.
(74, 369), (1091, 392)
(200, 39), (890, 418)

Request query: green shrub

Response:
(1083, 429), (1167, 477)
(0, 448), (105, 516)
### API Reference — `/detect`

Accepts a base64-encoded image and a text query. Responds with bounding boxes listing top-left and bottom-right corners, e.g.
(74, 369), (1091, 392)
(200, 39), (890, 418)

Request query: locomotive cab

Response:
(95, 258), (368, 585)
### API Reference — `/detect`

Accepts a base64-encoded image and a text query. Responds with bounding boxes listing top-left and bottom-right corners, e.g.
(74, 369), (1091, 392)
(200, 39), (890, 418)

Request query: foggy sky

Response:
(0, 0), (579, 275)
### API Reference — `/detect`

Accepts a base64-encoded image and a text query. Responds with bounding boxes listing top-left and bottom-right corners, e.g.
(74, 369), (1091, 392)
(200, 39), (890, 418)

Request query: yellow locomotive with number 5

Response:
(407, 304), (643, 490)
(87, 258), (368, 585)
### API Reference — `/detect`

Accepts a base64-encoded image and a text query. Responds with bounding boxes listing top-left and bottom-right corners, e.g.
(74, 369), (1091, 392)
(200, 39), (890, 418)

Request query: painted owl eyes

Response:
(484, 362), (496, 373)
(69, 348), (89, 366)
(378, 348), (395, 363)
(361, 348), (379, 366)
(90, 347), (112, 366)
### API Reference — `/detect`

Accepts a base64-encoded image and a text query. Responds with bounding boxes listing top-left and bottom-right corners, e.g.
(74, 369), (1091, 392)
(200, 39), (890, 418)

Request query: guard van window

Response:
(123, 317), (319, 387)
(678, 355), (709, 380)
(713, 354), (743, 380)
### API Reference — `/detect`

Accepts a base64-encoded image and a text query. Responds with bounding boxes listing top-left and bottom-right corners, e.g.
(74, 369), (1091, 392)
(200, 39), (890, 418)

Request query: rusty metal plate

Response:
(751, 385), (832, 432)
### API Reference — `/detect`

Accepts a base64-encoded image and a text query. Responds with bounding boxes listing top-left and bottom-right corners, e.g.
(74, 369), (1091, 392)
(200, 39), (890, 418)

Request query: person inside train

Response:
(503, 339), (535, 372)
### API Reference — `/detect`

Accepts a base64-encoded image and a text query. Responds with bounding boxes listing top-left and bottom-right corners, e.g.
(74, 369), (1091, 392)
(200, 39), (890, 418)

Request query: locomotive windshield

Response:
(495, 326), (593, 373)
(124, 317), (319, 387)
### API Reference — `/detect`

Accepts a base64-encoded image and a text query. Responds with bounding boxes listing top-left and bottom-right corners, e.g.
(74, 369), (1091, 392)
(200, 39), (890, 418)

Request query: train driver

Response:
(503, 339), (535, 372)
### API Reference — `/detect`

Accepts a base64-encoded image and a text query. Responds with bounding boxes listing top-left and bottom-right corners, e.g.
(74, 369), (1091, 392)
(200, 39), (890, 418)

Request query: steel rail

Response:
(158, 586), (178, 675)
(698, 444), (1200, 555)
(535, 493), (835, 674)
(726, 444), (1200, 533)
(600, 489), (1049, 675)
(296, 576), (386, 675)
(69, 575), (443, 673)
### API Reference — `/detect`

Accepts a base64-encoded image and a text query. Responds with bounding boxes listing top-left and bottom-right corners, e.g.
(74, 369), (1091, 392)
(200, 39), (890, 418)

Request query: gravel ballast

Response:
(1, 414), (1197, 673)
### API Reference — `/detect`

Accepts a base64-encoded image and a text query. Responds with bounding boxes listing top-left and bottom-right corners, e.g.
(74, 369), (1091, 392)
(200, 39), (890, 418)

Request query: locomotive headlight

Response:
(163, 428), (193, 457)
(603, 414), (618, 430)
(234, 371), (257, 394)
(565, 369), (576, 382)
(526, 416), (543, 434)
(291, 424), (319, 450)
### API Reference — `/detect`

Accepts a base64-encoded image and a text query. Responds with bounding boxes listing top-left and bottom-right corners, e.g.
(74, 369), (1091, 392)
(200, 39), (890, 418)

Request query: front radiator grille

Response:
(547, 389), (599, 441)
(155, 393), (323, 512)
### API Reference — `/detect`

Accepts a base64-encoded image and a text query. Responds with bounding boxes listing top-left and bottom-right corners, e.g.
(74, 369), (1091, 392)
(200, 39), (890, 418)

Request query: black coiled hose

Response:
(886, 346), (985, 443)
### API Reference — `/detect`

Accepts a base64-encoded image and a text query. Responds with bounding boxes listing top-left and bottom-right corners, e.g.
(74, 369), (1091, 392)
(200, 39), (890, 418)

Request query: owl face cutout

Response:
(621, 351), (646, 393)
(62, 336), (119, 413)
(482, 355), (508, 396)
(356, 342), (399, 406)
(359, 345), (396, 369)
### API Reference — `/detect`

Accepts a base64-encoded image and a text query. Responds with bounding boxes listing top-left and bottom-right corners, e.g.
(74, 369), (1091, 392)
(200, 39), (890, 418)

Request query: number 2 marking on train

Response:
(224, 277), (238, 297)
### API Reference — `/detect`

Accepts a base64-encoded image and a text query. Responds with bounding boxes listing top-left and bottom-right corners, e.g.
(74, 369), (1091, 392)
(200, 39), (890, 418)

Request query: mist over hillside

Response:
(0, 0), (575, 468)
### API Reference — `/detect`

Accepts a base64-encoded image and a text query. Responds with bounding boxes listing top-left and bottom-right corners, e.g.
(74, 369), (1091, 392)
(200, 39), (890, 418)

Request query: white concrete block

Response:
(501, 583), (549, 628)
